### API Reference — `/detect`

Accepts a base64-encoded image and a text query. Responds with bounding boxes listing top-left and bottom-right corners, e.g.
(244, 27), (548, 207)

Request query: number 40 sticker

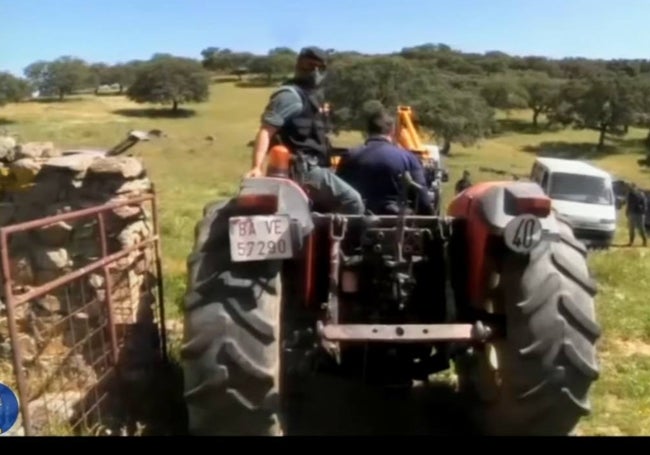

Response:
(504, 214), (543, 254)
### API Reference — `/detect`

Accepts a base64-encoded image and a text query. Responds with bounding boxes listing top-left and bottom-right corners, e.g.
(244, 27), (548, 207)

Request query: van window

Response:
(540, 172), (549, 190)
(531, 163), (544, 184)
(548, 173), (613, 205)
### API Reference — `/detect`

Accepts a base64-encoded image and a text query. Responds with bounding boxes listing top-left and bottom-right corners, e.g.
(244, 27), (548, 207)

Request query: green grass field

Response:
(2, 81), (650, 435)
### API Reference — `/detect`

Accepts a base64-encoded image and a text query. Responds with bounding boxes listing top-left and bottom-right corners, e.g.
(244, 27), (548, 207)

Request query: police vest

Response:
(275, 81), (330, 166)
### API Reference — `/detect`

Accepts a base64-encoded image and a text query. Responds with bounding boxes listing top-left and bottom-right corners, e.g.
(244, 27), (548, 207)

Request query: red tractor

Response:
(180, 113), (601, 436)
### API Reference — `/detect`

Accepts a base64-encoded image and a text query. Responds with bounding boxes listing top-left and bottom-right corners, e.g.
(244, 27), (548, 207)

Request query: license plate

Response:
(229, 215), (293, 262)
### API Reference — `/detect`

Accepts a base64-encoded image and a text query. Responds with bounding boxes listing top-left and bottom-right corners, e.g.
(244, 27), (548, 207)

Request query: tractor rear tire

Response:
(180, 199), (285, 436)
(457, 218), (601, 436)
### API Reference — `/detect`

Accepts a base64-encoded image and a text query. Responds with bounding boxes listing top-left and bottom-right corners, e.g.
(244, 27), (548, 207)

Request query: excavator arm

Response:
(395, 106), (425, 153)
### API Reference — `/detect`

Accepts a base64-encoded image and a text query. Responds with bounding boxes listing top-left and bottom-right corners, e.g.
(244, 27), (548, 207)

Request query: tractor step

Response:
(319, 322), (493, 343)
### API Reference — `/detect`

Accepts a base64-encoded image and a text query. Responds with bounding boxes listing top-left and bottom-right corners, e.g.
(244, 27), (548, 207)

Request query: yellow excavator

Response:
(394, 105), (439, 160)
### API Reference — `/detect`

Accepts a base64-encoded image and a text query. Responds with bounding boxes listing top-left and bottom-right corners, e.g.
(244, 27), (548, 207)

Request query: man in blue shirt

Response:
(336, 111), (434, 215)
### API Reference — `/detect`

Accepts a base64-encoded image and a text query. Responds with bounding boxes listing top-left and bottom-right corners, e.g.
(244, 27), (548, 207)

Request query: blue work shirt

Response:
(336, 136), (433, 215)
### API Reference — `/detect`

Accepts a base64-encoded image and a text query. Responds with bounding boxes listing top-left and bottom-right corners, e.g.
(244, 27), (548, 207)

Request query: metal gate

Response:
(0, 193), (167, 436)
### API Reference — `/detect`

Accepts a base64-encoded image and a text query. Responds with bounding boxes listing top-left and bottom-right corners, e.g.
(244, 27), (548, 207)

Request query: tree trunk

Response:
(172, 100), (178, 112)
(532, 108), (540, 127)
(441, 139), (451, 156)
(59, 89), (65, 101)
(598, 123), (607, 149)
(118, 84), (124, 94)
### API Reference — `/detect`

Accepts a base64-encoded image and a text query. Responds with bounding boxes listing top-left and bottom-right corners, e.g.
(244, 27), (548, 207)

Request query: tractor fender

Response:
(449, 180), (559, 234)
(448, 180), (559, 309)
(476, 181), (559, 236)
(236, 177), (316, 305)
(237, 176), (315, 240)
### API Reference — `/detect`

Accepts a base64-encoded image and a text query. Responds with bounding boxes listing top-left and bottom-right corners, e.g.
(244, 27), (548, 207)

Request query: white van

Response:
(530, 157), (617, 248)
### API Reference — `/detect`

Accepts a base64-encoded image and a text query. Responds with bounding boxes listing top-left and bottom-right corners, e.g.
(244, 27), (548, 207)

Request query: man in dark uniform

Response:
(336, 111), (433, 215)
(626, 183), (648, 246)
(455, 170), (472, 194)
(244, 47), (364, 215)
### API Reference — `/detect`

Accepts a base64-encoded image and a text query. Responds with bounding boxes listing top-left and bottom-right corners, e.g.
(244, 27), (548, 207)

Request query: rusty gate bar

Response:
(9, 236), (158, 308)
(96, 212), (119, 366)
(0, 192), (166, 436)
(0, 194), (155, 235)
(0, 228), (31, 435)
(149, 187), (167, 363)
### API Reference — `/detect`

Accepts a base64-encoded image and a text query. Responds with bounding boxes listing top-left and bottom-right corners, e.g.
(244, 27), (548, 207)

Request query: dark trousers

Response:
(628, 213), (647, 245)
(300, 164), (364, 215)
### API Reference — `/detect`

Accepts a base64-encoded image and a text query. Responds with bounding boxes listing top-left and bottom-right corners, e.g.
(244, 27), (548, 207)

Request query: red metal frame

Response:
(0, 192), (166, 436)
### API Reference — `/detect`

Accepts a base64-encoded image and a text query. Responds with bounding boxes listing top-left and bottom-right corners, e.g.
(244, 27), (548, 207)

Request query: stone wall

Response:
(0, 137), (160, 435)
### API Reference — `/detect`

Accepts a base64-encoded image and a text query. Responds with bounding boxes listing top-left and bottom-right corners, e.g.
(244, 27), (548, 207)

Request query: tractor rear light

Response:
(515, 197), (551, 217)
(235, 194), (278, 213)
(503, 184), (552, 218)
(266, 145), (291, 178)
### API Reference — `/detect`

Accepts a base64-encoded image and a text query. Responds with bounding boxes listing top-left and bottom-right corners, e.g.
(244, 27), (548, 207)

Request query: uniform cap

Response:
(298, 46), (328, 65)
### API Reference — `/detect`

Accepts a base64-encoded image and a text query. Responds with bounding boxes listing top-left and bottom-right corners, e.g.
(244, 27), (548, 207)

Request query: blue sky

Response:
(2, 0), (649, 76)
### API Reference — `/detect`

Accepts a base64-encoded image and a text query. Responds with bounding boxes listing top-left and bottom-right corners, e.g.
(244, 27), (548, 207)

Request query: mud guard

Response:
(235, 177), (317, 305)
(447, 181), (559, 309)
(237, 176), (314, 236)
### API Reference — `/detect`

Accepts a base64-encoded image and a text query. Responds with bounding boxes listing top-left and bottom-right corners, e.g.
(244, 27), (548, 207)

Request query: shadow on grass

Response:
(606, 135), (650, 149)
(117, 358), (189, 436)
(521, 141), (623, 159)
(122, 360), (479, 436)
(27, 96), (86, 104)
(286, 374), (479, 435)
(0, 117), (16, 126)
(236, 79), (279, 88)
(494, 118), (547, 135)
(95, 92), (125, 97)
(212, 76), (241, 84)
(443, 151), (473, 159)
(54, 308), (188, 436)
(111, 108), (197, 119)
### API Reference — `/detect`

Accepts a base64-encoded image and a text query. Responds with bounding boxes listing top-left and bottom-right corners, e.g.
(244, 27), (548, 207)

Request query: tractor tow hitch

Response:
(318, 321), (495, 344)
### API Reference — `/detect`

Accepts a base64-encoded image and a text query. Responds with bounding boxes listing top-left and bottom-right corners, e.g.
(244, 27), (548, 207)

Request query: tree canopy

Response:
(24, 56), (90, 100)
(126, 56), (210, 112)
(11, 42), (650, 150)
(0, 72), (31, 107)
